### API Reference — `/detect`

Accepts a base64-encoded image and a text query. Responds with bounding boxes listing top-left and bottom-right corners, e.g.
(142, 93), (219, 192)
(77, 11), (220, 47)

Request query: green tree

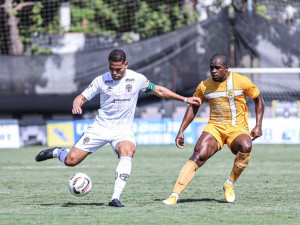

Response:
(0, 0), (38, 55)
(134, 1), (198, 39)
(69, 0), (119, 34)
(0, 0), (62, 55)
(0, 0), (199, 55)
(20, 3), (46, 54)
(135, 2), (171, 39)
(255, 5), (271, 20)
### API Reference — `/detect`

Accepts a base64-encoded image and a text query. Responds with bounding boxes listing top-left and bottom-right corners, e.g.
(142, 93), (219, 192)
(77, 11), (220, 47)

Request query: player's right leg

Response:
(35, 122), (110, 165)
(163, 132), (219, 205)
(64, 147), (90, 166)
(35, 147), (61, 162)
(35, 147), (90, 166)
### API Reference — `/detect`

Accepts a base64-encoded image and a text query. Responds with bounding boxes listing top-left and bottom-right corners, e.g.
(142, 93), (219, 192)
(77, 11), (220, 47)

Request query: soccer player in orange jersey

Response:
(163, 53), (264, 204)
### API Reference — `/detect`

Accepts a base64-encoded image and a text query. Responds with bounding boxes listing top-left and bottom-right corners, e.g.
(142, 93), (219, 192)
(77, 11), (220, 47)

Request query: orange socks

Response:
(229, 152), (251, 182)
(171, 152), (250, 196)
(173, 160), (199, 195)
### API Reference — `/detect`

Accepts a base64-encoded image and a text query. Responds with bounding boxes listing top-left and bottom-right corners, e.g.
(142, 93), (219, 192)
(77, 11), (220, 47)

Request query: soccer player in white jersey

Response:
(35, 49), (201, 207)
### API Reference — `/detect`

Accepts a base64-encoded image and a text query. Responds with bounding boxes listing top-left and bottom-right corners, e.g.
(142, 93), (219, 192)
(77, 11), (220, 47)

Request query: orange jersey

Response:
(193, 71), (260, 127)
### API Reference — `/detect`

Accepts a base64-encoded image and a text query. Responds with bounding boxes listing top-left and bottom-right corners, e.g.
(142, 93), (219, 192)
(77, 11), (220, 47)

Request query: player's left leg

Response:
(224, 134), (252, 203)
(109, 140), (135, 207)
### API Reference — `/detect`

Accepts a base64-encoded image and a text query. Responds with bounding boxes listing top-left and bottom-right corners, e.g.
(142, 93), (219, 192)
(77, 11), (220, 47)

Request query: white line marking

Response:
(0, 165), (104, 170)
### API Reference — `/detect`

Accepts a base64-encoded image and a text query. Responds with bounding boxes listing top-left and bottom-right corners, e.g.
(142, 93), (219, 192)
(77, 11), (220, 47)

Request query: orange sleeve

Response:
(193, 82), (206, 104)
(242, 76), (260, 99)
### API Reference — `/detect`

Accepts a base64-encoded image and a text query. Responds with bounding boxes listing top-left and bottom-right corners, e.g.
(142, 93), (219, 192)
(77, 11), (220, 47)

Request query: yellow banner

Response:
(47, 122), (74, 147)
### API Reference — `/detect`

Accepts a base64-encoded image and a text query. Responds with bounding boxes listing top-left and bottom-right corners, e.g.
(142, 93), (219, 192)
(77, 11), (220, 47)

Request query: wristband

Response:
(184, 97), (187, 103)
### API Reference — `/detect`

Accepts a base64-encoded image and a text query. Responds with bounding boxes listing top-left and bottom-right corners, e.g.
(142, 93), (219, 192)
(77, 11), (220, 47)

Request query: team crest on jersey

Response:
(83, 137), (90, 144)
(126, 84), (132, 92)
(227, 90), (235, 98)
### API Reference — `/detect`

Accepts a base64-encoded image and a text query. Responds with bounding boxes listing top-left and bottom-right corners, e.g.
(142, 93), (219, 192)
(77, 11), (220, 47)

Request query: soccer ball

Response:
(68, 173), (92, 197)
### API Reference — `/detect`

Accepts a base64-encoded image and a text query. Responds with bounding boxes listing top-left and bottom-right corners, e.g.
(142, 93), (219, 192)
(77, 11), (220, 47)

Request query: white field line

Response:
(231, 67), (300, 74)
(0, 165), (105, 170)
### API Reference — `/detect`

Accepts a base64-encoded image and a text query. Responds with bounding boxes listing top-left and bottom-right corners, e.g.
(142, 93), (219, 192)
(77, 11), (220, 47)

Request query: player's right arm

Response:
(176, 104), (200, 149)
(176, 82), (204, 148)
(73, 76), (101, 115)
(72, 94), (88, 114)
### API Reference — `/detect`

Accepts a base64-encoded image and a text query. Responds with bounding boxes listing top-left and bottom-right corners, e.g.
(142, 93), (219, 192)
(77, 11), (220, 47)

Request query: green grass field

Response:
(0, 144), (299, 225)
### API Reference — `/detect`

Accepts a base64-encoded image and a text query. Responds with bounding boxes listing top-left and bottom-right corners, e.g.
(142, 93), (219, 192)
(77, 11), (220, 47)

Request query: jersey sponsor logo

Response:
(105, 80), (113, 84)
(126, 84), (132, 92)
(111, 98), (131, 103)
(126, 78), (135, 82)
(83, 137), (90, 144)
(119, 173), (129, 182)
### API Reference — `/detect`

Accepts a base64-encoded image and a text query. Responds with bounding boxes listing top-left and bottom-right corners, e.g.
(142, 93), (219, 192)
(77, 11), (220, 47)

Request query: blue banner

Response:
(73, 120), (93, 141)
(46, 118), (209, 146)
(133, 118), (207, 145)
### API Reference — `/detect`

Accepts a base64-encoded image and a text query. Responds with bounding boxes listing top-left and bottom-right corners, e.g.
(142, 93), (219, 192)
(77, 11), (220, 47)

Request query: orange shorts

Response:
(203, 123), (250, 150)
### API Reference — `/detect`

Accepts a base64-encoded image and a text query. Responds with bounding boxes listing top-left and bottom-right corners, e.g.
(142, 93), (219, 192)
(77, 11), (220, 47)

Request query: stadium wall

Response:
(1, 118), (300, 149)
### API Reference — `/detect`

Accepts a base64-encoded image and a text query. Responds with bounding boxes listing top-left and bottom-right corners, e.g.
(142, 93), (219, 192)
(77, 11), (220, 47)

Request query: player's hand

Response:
(186, 97), (201, 106)
(175, 132), (185, 149)
(251, 125), (262, 141)
(72, 106), (82, 114)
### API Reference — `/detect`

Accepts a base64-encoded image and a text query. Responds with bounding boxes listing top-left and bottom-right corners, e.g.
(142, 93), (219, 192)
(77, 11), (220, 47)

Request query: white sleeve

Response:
(81, 77), (101, 101)
(141, 79), (150, 92)
(138, 73), (154, 93)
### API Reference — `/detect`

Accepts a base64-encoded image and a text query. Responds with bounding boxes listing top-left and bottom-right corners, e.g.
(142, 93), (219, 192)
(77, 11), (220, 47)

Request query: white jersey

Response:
(82, 69), (150, 130)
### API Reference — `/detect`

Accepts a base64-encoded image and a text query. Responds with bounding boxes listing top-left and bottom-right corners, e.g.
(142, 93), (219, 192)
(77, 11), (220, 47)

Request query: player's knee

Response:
(191, 149), (207, 163)
(238, 141), (252, 153)
(119, 148), (135, 157)
(64, 155), (79, 167)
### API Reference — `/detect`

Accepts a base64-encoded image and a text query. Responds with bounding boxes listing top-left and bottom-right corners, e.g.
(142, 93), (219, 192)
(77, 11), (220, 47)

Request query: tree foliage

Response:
(0, 0), (199, 55)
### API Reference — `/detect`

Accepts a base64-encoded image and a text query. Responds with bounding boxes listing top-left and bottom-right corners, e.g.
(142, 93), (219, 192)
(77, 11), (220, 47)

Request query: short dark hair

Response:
(108, 49), (126, 63)
(210, 54), (228, 66)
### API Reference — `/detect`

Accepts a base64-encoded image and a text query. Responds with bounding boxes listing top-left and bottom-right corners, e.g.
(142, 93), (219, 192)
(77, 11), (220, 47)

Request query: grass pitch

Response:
(0, 144), (299, 225)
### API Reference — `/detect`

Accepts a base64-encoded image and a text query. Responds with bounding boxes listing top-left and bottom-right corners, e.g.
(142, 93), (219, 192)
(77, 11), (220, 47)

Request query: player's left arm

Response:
(150, 85), (201, 105)
(251, 94), (265, 141)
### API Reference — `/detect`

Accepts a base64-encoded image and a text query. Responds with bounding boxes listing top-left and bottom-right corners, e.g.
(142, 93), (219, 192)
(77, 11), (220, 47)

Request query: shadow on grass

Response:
(62, 202), (105, 207)
(38, 202), (104, 207)
(179, 198), (225, 203)
(155, 198), (226, 203)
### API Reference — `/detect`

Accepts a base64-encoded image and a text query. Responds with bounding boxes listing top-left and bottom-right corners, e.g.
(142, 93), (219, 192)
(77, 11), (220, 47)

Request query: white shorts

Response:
(73, 121), (136, 157)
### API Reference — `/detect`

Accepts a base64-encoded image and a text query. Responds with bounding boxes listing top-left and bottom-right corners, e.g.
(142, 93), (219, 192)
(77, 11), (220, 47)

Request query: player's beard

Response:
(212, 74), (221, 81)
(112, 70), (126, 80)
